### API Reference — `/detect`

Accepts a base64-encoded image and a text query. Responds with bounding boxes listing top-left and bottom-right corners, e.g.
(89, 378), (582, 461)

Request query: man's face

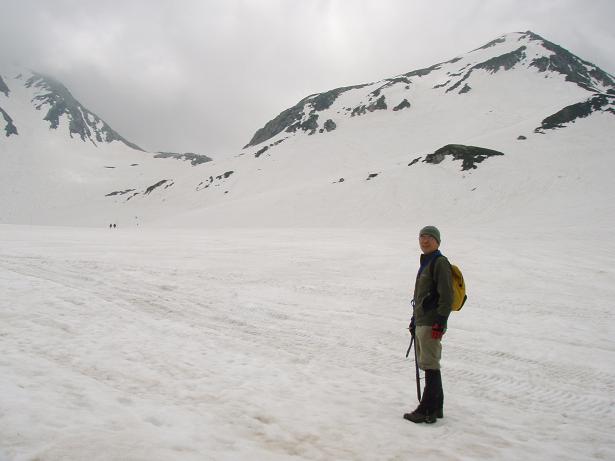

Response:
(419, 234), (439, 254)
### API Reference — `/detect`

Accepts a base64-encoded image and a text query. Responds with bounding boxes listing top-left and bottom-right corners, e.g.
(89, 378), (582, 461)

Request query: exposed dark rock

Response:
(404, 64), (442, 78)
(351, 96), (387, 116)
(196, 176), (214, 191)
(526, 31), (615, 91)
(144, 179), (170, 195)
(338, 178), (344, 183)
(450, 64), (471, 76)
(252, 138), (286, 153)
(366, 173), (379, 180)
(310, 91), (341, 112)
(408, 157), (421, 166)
(447, 57), (462, 64)
(446, 72), (470, 93)
(433, 80), (450, 89)
(517, 135), (527, 140)
(387, 76), (412, 85)
(0, 76), (9, 96)
(393, 99), (411, 111)
(130, 163), (139, 166)
(1, 107), (18, 136)
(249, 104), (305, 146)
(423, 144), (504, 171)
(301, 113), (319, 134)
(530, 56), (550, 72)
(459, 84), (472, 94)
(154, 152), (213, 165)
(590, 69), (615, 90)
(285, 122), (301, 133)
(255, 145), (269, 158)
(476, 46), (527, 72)
(197, 171), (234, 190)
(535, 94), (615, 131)
(105, 188), (136, 197)
(245, 83), (370, 148)
(104, 166), (115, 169)
(369, 77), (412, 99)
(219, 171), (234, 179)
(351, 105), (367, 117)
(286, 113), (320, 134)
(324, 119), (337, 132)
(447, 47), (527, 93)
(474, 37), (506, 51)
(310, 84), (370, 111)
(368, 95), (387, 111)
(25, 73), (143, 150)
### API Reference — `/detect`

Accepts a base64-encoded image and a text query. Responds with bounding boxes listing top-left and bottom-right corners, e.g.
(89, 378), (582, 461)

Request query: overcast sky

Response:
(1, 0), (614, 156)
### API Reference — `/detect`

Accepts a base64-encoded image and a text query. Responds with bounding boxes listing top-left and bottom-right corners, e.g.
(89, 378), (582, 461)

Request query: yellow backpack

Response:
(429, 256), (467, 311)
(450, 264), (467, 311)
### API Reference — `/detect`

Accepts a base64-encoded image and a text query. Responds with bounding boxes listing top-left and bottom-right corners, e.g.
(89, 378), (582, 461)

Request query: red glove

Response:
(431, 323), (445, 339)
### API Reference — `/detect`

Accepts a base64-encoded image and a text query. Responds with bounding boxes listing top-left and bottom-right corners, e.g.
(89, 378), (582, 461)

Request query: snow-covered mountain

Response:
(0, 71), (143, 149)
(1, 31), (614, 228)
(245, 31), (614, 148)
(0, 69), (211, 225)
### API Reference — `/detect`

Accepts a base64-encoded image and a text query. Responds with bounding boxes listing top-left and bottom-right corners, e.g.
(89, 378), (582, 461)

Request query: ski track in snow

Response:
(0, 225), (614, 461)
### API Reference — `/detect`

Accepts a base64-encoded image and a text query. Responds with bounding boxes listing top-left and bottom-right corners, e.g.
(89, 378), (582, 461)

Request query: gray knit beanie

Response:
(419, 225), (441, 244)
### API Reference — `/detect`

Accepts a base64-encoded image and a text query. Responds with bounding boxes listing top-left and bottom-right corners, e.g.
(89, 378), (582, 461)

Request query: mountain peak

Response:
(243, 31), (615, 150)
(0, 69), (143, 150)
(27, 72), (144, 150)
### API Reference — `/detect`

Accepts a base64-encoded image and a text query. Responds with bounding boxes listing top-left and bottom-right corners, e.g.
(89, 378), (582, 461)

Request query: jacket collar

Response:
(418, 250), (442, 277)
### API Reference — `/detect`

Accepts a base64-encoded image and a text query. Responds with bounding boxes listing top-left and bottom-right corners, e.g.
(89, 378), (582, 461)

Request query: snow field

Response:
(1, 224), (613, 460)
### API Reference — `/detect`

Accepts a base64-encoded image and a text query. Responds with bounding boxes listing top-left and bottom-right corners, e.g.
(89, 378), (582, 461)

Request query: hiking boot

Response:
(403, 409), (437, 424)
(436, 408), (443, 419)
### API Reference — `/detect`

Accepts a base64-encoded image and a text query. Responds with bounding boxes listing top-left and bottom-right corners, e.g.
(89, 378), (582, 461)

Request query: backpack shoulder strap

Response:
(428, 253), (443, 275)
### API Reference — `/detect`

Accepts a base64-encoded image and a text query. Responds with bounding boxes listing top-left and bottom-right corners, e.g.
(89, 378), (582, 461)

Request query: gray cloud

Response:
(2, 0), (614, 157)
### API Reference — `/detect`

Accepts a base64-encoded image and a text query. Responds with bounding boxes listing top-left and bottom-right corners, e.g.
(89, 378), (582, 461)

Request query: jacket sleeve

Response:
(433, 257), (453, 321)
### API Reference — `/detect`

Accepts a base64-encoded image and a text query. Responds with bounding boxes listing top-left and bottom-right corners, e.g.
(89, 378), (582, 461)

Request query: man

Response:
(404, 225), (453, 424)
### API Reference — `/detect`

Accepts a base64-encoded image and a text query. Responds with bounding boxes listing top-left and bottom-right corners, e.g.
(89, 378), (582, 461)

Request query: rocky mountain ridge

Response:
(1, 31), (614, 228)
(244, 31), (615, 152)
(1, 71), (143, 150)
(0, 70), (213, 166)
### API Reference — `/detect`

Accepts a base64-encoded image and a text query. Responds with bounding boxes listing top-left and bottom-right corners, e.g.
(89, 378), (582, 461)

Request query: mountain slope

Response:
(1, 31), (614, 228)
(0, 68), (212, 225)
(1, 71), (143, 149)
(145, 31), (614, 229)
(244, 31), (614, 150)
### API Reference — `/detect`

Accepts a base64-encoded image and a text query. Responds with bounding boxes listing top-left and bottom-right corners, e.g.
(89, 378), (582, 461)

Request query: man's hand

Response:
(431, 322), (445, 339)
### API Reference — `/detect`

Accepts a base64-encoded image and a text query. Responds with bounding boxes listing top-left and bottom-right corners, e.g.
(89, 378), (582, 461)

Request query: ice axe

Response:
(405, 330), (422, 402)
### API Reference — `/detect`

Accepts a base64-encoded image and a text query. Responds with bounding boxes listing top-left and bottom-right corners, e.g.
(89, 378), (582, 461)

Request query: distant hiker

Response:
(113, 223), (116, 228)
(109, 224), (112, 229)
(404, 225), (453, 424)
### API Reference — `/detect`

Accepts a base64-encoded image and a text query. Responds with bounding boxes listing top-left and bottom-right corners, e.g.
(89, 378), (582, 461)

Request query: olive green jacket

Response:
(413, 252), (453, 327)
